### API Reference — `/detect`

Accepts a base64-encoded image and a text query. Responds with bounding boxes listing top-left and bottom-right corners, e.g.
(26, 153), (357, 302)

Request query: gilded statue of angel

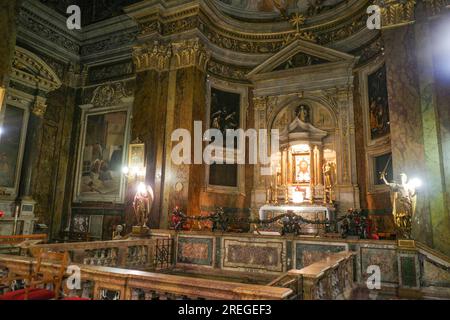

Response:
(381, 171), (417, 239)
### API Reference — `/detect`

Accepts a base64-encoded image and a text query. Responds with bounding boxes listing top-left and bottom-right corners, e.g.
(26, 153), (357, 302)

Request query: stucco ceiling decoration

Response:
(214, 0), (347, 21)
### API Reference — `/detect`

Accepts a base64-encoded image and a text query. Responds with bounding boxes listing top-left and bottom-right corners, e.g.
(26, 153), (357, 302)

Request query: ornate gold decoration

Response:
(171, 38), (210, 71)
(289, 13), (306, 33)
(133, 38), (210, 72)
(31, 98), (47, 117)
(90, 82), (131, 107)
(253, 96), (268, 111)
(374, 0), (416, 29)
(423, 0), (449, 16)
(381, 169), (418, 240)
(133, 41), (172, 72)
(284, 12), (316, 45)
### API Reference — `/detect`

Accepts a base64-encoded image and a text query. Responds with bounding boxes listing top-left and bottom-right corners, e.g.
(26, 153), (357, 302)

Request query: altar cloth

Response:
(258, 204), (335, 221)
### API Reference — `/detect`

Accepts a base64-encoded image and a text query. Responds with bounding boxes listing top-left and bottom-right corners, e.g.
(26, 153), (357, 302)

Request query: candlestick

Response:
(13, 204), (20, 235)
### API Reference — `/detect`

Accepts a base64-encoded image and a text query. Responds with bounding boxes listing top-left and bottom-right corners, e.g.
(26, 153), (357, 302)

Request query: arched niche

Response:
(0, 46), (62, 223)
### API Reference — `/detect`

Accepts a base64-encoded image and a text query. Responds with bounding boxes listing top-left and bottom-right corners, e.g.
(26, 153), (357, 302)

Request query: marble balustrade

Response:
(293, 251), (355, 300)
(0, 254), (292, 300)
(28, 238), (167, 270)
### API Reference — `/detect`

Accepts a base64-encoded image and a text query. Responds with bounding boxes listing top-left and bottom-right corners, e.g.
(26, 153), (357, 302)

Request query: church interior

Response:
(0, 0), (450, 301)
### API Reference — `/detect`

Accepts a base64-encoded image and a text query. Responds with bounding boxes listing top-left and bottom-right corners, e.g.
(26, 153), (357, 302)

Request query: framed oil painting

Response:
(74, 108), (131, 203)
(368, 64), (390, 140)
(0, 104), (29, 197)
(128, 142), (145, 172)
(293, 154), (311, 184)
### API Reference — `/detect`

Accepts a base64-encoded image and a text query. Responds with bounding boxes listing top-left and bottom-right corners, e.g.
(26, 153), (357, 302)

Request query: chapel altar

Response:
(258, 113), (338, 234)
(248, 38), (361, 226)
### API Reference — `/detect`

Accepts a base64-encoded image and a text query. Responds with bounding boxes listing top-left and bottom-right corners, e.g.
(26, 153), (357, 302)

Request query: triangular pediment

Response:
(248, 39), (356, 79)
(280, 117), (328, 146)
(11, 47), (62, 92)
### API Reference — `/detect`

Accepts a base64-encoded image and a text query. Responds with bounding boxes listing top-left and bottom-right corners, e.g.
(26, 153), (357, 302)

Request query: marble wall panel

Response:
(360, 246), (398, 284)
(294, 242), (347, 269)
(176, 236), (214, 266)
(222, 238), (285, 273)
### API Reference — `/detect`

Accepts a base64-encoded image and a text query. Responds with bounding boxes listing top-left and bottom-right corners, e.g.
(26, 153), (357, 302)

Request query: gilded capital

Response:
(253, 96), (267, 111)
(171, 38), (211, 72)
(31, 98), (47, 117)
(132, 41), (172, 72)
(374, 0), (416, 29)
(423, 0), (448, 16)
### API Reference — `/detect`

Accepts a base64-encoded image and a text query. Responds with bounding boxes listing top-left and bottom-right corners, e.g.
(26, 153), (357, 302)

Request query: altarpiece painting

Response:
(0, 105), (27, 191)
(75, 110), (129, 202)
(368, 64), (390, 140)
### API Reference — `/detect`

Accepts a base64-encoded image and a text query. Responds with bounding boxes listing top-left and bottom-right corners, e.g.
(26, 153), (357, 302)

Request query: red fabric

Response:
(0, 288), (55, 300)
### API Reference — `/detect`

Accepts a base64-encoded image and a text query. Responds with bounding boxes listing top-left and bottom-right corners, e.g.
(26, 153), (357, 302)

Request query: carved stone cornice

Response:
(126, 0), (372, 56)
(207, 58), (252, 83)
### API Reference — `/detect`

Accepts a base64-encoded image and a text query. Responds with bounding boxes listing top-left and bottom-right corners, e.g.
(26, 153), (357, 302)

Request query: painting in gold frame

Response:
(128, 141), (145, 172)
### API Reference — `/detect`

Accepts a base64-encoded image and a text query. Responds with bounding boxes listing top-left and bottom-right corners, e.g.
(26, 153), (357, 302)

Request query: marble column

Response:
(0, 0), (21, 112)
(381, 6), (450, 253)
(132, 68), (170, 229)
(0, 0), (21, 88)
(18, 98), (47, 199)
(132, 38), (209, 228)
(413, 6), (449, 254)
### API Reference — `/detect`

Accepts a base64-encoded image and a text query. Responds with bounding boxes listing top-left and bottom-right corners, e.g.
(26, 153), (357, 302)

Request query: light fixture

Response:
(409, 177), (423, 189)
(137, 182), (147, 194)
(292, 186), (304, 204)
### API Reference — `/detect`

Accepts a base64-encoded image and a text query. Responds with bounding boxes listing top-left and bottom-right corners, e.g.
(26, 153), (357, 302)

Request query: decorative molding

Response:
(80, 30), (138, 57)
(90, 81), (133, 108)
(207, 58), (252, 83)
(12, 47), (62, 93)
(18, 6), (80, 55)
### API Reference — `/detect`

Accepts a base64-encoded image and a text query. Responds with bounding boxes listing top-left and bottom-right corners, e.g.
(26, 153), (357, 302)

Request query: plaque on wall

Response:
(89, 215), (104, 240)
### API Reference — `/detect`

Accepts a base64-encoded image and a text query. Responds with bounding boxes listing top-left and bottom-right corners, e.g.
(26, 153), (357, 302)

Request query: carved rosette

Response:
(374, 0), (416, 29)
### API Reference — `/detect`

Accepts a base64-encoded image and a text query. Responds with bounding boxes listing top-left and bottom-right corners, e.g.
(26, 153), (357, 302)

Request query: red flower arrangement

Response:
(0, 210), (4, 218)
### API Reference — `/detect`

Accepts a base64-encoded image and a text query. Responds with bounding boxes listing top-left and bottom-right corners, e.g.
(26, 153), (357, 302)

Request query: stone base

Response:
(132, 225), (150, 236)
(398, 287), (423, 299)
(398, 239), (416, 250)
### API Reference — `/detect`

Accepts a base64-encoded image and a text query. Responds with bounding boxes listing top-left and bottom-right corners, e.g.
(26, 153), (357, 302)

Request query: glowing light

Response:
(122, 166), (129, 175)
(137, 182), (147, 194)
(292, 187), (304, 204)
(409, 178), (422, 189)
